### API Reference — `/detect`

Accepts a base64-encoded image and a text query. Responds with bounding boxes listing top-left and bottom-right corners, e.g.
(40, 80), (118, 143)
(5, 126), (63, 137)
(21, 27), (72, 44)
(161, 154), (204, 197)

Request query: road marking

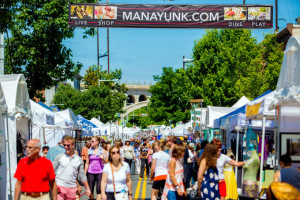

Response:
(134, 176), (142, 199)
(141, 174), (147, 199)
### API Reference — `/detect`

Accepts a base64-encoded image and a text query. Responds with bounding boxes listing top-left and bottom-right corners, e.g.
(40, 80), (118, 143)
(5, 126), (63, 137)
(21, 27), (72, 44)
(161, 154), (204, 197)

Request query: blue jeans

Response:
(167, 191), (184, 200)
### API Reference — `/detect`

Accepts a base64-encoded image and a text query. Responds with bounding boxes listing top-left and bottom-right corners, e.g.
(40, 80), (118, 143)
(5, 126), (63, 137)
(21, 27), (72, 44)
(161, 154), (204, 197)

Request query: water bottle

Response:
(121, 186), (126, 194)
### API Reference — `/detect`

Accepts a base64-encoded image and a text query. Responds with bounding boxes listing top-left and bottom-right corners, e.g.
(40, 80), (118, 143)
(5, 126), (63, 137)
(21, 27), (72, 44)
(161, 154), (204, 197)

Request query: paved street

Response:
(79, 173), (201, 200)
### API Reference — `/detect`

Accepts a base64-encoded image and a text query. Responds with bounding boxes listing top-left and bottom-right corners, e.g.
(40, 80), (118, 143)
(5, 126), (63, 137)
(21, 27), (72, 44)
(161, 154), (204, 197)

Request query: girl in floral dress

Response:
(197, 144), (220, 200)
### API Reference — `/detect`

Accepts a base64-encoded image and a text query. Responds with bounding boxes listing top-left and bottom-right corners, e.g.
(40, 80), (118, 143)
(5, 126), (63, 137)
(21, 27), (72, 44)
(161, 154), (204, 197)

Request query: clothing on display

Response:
(223, 163), (238, 200)
(242, 127), (258, 161)
(242, 148), (260, 198)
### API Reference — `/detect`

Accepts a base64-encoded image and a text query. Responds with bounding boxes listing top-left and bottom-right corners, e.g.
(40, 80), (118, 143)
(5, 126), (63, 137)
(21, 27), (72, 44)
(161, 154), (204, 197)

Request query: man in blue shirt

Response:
(46, 135), (68, 162)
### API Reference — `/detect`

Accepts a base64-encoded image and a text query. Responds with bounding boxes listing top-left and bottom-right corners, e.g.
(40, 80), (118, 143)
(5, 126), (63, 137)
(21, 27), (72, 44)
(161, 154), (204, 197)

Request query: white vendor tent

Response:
(0, 83), (8, 200)
(0, 74), (31, 200)
(245, 89), (300, 192)
(268, 36), (300, 170)
(269, 36), (300, 109)
(209, 96), (250, 129)
(56, 108), (78, 130)
(172, 122), (191, 136)
(30, 100), (73, 147)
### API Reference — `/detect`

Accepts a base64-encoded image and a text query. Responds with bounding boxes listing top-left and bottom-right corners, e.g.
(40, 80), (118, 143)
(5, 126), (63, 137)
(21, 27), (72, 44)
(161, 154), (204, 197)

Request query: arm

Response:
(126, 173), (133, 200)
(169, 158), (184, 196)
(273, 171), (280, 182)
(228, 159), (245, 167)
(14, 180), (22, 200)
(101, 172), (108, 200)
(146, 149), (153, 158)
(131, 146), (136, 160)
(150, 158), (156, 180)
(78, 159), (90, 196)
(50, 179), (57, 200)
(84, 154), (90, 174)
(188, 150), (196, 159)
(197, 159), (207, 190)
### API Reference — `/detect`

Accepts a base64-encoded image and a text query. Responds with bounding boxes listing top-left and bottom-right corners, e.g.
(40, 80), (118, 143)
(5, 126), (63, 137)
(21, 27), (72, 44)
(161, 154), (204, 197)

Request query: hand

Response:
(76, 185), (82, 195)
(85, 189), (91, 197)
(102, 193), (107, 200)
(99, 154), (104, 159)
(177, 188), (184, 196)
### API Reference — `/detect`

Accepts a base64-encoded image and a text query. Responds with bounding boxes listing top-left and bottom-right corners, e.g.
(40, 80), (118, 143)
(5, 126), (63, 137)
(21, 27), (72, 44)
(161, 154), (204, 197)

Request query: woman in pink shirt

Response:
(85, 137), (107, 200)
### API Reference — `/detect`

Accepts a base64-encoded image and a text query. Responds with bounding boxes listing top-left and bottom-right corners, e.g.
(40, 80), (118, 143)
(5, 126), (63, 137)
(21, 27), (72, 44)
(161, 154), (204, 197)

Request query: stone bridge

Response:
(122, 81), (152, 117)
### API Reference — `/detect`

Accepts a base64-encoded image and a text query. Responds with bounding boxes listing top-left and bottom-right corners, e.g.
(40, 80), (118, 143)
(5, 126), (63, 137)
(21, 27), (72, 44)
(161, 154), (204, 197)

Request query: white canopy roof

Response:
(0, 74), (31, 115)
(0, 83), (7, 113)
(56, 108), (78, 129)
(269, 37), (300, 110)
(208, 106), (238, 128)
(232, 96), (250, 108)
(172, 121), (191, 136)
(30, 100), (73, 129)
(90, 117), (104, 126)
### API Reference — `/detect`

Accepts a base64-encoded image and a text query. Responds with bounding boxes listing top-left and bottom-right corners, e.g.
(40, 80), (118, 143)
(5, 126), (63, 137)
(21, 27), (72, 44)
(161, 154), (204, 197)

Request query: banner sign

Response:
(69, 4), (273, 29)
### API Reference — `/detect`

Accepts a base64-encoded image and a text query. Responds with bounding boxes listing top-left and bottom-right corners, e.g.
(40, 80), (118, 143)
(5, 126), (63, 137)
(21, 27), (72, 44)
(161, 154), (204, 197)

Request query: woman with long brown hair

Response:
(211, 139), (244, 200)
(197, 144), (220, 200)
(101, 146), (132, 200)
(162, 144), (186, 200)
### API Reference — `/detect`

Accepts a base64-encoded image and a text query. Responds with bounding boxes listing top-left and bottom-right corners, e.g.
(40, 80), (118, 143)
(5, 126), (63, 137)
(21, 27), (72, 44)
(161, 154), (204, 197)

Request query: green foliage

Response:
(3, 0), (97, 100)
(149, 30), (283, 124)
(188, 29), (283, 106)
(149, 67), (192, 124)
(126, 107), (156, 129)
(52, 82), (127, 123)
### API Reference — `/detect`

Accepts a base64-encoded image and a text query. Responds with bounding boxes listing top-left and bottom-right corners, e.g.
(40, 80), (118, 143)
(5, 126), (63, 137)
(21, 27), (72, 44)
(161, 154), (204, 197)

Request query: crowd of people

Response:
(14, 133), (300, 200)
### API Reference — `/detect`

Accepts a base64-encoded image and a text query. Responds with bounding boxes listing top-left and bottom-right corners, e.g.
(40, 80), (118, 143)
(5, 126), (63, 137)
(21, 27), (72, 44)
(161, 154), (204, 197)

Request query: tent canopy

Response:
(77, 115), (97, 136)
(0, 83), (7, 113)
(231, 96), (250, 108)
(269, 36), (300, 110)
(56, 108), (78, 129)
(0, 74), (31, 115)
(214, 90), (272, 129)
(30, 100), (72, 129)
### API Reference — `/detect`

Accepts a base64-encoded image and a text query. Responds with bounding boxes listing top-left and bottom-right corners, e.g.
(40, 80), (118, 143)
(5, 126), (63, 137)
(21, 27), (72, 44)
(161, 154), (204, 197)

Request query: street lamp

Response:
(190, 99), (204, 140)
(98, 79), (119, 86)
(183, 56), (194, 69)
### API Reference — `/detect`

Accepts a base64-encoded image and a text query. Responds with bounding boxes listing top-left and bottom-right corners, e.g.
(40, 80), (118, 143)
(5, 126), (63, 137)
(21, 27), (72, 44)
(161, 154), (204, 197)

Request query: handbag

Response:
(110, 163), (129, 200)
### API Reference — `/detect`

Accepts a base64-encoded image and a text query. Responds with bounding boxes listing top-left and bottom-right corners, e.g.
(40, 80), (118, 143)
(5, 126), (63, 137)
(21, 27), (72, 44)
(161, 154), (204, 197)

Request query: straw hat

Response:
(268, 182), (300, 200)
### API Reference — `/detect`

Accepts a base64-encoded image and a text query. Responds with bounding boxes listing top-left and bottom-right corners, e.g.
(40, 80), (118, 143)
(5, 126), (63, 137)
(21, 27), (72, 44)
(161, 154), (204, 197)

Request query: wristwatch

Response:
(175, 185), (179, 190)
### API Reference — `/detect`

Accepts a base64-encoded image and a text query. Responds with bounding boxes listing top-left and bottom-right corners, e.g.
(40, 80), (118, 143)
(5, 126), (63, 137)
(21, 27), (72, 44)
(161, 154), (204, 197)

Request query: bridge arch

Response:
(127, 95), (135, 104)
(139, 94), (147, 102)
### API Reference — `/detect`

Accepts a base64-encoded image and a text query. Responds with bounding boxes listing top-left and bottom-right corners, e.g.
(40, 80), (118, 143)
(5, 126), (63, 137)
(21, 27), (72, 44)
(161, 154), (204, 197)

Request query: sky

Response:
(64, 0), (300, 84)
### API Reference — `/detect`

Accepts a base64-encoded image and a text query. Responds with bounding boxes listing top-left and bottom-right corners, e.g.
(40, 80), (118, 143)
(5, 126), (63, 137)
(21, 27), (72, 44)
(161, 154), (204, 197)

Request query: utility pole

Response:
(0, 33), (4, 75)
(275, 0), (278, 31)
(97, 28), (100, 71)
(183, 56), (185, 69)
(107, 0), (110, 74)
(243, 0), (245, 5)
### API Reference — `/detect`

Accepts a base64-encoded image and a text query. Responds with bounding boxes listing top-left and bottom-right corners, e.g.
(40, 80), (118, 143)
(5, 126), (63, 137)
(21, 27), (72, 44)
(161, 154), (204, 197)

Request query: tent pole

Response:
(5, 114), (12, 200)
(241, 120), (248, 185)
(259, 115), (266, 192)
(43, 127), (46, 144)
(235, 130), (239, 181)
(274, 106), (278, 171)
(277, 106), (281, 171)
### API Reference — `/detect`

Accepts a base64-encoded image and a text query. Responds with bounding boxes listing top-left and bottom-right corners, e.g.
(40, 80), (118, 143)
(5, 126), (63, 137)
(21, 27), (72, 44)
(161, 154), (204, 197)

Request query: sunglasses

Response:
(63, 144), (71, 147)
(111, 151), (120, 155)
(25, 146), (37, 150)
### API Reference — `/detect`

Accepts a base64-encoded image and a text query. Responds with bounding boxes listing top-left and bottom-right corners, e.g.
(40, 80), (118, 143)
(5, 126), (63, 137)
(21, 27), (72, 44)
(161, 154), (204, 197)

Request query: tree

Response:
(4, 0), (97, 100)
(148, 30), (283, 124)
(148, 67), (193, 124)
(188, 29), (283, 106)
(52, 66), (127, 123)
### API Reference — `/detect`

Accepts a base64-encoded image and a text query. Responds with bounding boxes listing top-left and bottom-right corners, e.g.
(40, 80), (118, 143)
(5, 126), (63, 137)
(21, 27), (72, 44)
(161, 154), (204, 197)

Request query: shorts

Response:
(219, 179), (227, 197)
(152, 179), (166, 190)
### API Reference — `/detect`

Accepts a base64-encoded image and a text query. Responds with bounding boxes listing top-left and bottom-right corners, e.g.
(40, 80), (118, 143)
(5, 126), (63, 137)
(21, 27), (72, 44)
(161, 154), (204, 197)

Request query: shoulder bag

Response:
(110, 163), (129, 200)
